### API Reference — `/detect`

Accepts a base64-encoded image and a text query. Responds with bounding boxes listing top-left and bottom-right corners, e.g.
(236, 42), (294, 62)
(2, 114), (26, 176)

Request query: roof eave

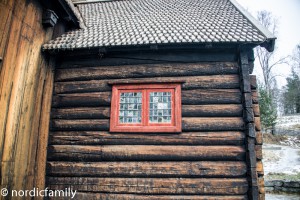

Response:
(229, 0), (276, 52)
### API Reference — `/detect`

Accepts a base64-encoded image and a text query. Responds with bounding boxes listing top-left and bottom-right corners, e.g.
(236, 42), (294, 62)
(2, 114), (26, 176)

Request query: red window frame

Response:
(110, 83), (182, 133)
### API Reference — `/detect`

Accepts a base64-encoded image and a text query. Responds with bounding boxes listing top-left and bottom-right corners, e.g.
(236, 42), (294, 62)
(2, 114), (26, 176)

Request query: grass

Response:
(263, 133), (288, 145)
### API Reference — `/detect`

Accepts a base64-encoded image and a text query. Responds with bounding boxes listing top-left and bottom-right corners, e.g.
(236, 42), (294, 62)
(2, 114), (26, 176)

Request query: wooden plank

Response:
(52, 89), (241, 107)
(54, 75), (240, 93)
(47, 161), (247, 177)
(50, 117), (245, 131)
(35, 59), (55, 191)
(182, 117), (244, 131)
(58, 51), (237, 67)
(70, 193), (248, 200)
(47, 177), (248, 195)
(51, 104), (243, 119)
(55, 62), (239, 81)
(48, 131), (246, 145)
(47, 145), (245, 161)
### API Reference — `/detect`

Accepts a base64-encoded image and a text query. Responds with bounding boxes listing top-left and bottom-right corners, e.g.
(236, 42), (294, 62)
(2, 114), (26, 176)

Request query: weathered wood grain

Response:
(54, 75), (240, 93)
(256, 132), (263, 145)
(182, 117), (244, 131)
(70, 193), (248, 200)
(48, 131), (245, 145)
(253, 104), (260, 117)
(255, 117), (261, 131)
(250, 75), (257, 89)
(47, 161), (247, 177)
(51, 107), (110, 119)
(255, 145), (262, 160)
(52, 92), (111, 107)
(182, 104), (243, 117)
(182, 89), (241, 104)
(47, 145), (245, 161)
(256, 161), (264, 176)
(47, 177), (248, 195)
(55, 62), (239, 81)
(258, 177), (265, 194)
(252, 91), (258, 104)
(51, 104), (243, 119)
(50, 117), (245, 131)
(51, 89), (241, 108)
(50, 119), (109, 131)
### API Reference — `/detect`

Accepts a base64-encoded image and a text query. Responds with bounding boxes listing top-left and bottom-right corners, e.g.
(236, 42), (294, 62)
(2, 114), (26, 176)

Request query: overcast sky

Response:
(235, 0), (300, 88)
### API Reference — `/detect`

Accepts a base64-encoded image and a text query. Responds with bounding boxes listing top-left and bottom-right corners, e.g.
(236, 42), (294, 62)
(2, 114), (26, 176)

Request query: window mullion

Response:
(142, 89), (149, 126)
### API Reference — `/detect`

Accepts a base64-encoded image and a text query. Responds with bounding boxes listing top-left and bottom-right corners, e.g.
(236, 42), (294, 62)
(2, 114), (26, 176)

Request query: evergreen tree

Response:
(282, 70), (300, 114)
(258, 84), (277, 133)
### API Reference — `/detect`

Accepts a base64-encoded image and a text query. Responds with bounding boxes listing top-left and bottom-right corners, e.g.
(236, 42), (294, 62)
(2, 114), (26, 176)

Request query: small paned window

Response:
(110, 84), (182, 133)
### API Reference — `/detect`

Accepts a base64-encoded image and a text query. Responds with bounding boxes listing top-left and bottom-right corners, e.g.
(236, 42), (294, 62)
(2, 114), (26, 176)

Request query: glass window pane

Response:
(149, 91), (171, 123)
(119, 92), (142, 123)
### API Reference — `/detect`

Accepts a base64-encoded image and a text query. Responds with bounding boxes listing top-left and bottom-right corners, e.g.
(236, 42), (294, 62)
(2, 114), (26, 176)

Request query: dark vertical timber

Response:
(239, 51), (259, 200)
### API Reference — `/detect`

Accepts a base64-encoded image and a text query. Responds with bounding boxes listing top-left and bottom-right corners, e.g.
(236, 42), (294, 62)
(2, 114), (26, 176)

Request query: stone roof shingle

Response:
(43, 0), (275, 50)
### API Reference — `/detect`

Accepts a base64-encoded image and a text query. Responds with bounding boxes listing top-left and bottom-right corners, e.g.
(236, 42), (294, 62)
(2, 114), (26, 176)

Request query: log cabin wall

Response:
(46, 49), (262, 199)
(0, 0), (77, 198)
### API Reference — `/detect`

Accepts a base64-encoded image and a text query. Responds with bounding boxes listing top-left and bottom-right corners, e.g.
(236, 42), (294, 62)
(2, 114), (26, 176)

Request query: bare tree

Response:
(255, 11), (289, 95)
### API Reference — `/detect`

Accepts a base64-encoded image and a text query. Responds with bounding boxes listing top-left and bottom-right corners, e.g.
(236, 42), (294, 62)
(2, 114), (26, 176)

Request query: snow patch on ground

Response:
(263, 144), (300, 175)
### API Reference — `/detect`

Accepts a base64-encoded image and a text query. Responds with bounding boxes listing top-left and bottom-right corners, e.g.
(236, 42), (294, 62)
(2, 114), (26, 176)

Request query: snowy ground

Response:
(263, 138), (300, 199)
(263, 144), (300, 175)
(266, 193), (300, 200)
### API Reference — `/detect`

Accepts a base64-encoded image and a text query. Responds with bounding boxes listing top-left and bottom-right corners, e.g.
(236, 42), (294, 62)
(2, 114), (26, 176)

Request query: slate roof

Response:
(43, 0), (275, 51)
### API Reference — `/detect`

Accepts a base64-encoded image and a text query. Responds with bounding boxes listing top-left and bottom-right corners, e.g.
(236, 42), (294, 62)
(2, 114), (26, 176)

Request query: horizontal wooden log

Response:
(47, 161), (246, 178)
(51, 105), (243, 119)
(51, 107), (110, 119)
(182, 89), (241, 104)
(255, 145), (262, 160)
(71, 193), (247, 200)
(70, 193), (248, 200)
(51, 118), (245, 131)
(52, 92), (111, 107)
(54, 75), (240, 94)
(55, 62), (239, 81)
(50, 119), (109, 131)
(47, 177), (248, 195)
(48, 131), (245, 145)
(47, 145), (245, 161)
(182, 117), (244, 131)
(52, 89), (241, 108)
(182, 104), (242, 117)
(255, 117), (261, 131)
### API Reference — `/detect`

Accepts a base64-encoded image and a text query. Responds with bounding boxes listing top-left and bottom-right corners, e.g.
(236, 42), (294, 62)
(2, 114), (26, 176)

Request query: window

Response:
(110, 83), (182, 132)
